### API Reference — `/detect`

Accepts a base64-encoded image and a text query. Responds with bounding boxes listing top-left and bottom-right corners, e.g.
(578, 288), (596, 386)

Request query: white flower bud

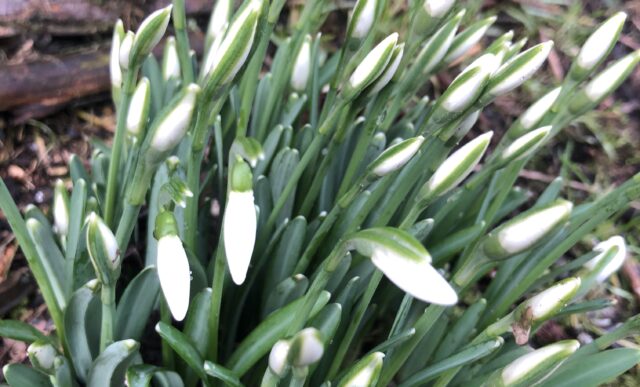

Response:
(27, 341), (57, 374)
(291, 328), (324, 367)
(339, 352), (385, 387)
(162, 37), (181, 81)
(291, 35), (312, 91)
(269, 340), (291, 377)
(422, 131), (493, 199)
(157, 234), (191, 321)
(349, 0), (377, 39)
(584, 236), (627, 282)
(423, 0), (455, 18)
(441, 54), (499, 113)
(206, 0), (232, 46)
(370, 135), (424, 177)
(110, 20), (124, 94)
(368, 43), (404, 94)
(53, 179), (69, 236)
(130, 5), (172, 68)
(500, 125), (551, 163)
(483, 200), (573, 259)
(521, 277), (581, 321)
(584, 50), (640, 102)
(150, 84), (200, 153)
(575, 12), (626, 73)
(500, 340), (579, 386)
(486, 41), (554, 97)
(119, 31), (134, 71)
(444, 16), (496, 64)
(519, 87), (561, 130)
(347, 33), (398, 94)
(86, 212), (120, 285)
(126, 78), (151, 138)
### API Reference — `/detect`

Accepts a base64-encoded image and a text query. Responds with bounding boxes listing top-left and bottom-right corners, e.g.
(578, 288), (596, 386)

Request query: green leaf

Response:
(3, 364), (52, 387)
(263, 275), (309, 318)
(0, 320), (49, 344)
(53, 356), (78, 387)
(203, 361), (242, 387)
(154, 322), (208, 382)
(264, 216), (308, 297)
(539, 348), (640, 387)
(26, 218), (67, 308)
(115, 267), (160, 341)
(269, 147), (300, 224)
(87, 339), (140, 387)
(181, 288), (211, 387)
(126, 364), (158, 387)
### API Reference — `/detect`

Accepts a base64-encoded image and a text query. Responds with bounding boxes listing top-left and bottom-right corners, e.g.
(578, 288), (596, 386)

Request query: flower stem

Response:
(171, 0), (195, 84)
(100, 284), (116, 351)
(207, 242), (227, 362)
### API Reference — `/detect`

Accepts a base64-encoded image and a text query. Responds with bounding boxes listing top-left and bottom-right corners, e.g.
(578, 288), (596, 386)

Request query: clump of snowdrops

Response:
(1, 0), (639, 386)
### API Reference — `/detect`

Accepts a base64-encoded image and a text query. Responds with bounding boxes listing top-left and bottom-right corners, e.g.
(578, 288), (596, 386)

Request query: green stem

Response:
(104, 70), (138, 227)
(115, 203), (141, 253)
(100, 285), (116, 352)
(208, 243), (227, 362)
(172, 0), (195, 84)
(160, 297), (176, 368)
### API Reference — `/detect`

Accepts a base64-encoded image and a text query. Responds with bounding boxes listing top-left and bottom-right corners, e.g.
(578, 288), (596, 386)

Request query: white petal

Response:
(269, 340), (291, 376)
(501, 126), (550, 161)
(577, 12), (626, 71)
(223, 190), (257, 285)
(157, 235), (191, 321)
(151, 84), (199, 153)
(489, 41), (553, 96)
(351, 0), (376, 39)
(520, 87), (561, 129)
(501, 341), (579, 385)
(349, 33), (398, 89)
(526, 278), (581, 320)
(372, 136), (424, 176)
(585, 53), (638, 102)
(291, 38), (311, 91)
(424, 0), (455, 18)
(53, 193), (69, 236)
(371, 249), (457, 305)
(585, 235), (627, 282)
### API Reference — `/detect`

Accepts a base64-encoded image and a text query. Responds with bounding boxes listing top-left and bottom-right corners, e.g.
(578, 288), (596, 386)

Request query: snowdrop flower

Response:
(423, 0), (455, 18)
(441, 54), (498, 113)
(155, 211), (190, 321)
(518, 87), (561, 131)
(345, 33), (398, 99)
(150, 84), (200, 154)
(348, 227), (458, 305)
(348, 0), (377, 39)
(291, 35), (312, 91)
(224, 159), (257, 285)
(206, 0), (232, 48)
(499, 125), (550, 164)
(419, 131), (493, 201)
(203, 0), (262, 90)
(496, 340), (579, 386)
(86, 213), (120, 286)
(338, 352), (384, 387)
(290, 328), (324, 367)
(485, 41), (554, 97)
(584, 236), (627, 282)
(368, 43), (404, 94)
(582, 50), (640, 103)
(162, 37), (181, 81)
(130, 5), (172, 68)
(119, 31), (134, 71)
(27, 341), (57, 374)
(444, 16), (496, 64)
(126, 78), (151, 139)
(369, 135), (424, 177)
(518, 277), (581, 322)
(483, 199), (573, 260)
(572, 12), (626, 79)
(110, 20), (124, 101)
(417, 10), (463, 75)
(268, 339), (291, 377)
(53, 179), (70, 236)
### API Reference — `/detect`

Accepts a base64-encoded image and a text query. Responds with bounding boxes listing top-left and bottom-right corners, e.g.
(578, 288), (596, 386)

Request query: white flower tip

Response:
(520, 87), (562, 129)
(157, 235), (191, 321)
(371, 136), (424, 176)
(293, 328), (324, 366)
(351, 0), (377, 39)
(269, 340), (291, 376)
(224, 190), (257, 285)
(527, 277), (581, 320)
(501, 125), (551, 161)
(502, 340), (579, 385)
(424, 0), (455, 18)
(585, 235), (627, 282)
(576, 12), (627, 71)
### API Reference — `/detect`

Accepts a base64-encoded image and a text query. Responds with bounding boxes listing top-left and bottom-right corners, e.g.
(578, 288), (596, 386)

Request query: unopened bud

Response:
(86, 212), (120, 286)
(291, 35), (312, 91)
(348, 0), (378, 39)
(53, 179), (70, 236)
(369, 135), (424, 177)
(126, 78), (151, 139)
(130, 5), (172, 69)
(345, 33), (398, 99)
(162, 37), (181, 81)
(27, 341), (57, 374)
(290, 328), (324, 367)
(338, 352), (384, 387)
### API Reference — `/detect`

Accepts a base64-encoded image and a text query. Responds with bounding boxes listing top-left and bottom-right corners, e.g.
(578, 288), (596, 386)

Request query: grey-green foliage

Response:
(0, 1), (639, 386)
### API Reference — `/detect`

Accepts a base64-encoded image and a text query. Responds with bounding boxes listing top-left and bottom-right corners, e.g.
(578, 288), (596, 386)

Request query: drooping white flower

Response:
(290, 328), (324, 367)
(422, 131), (493, 200)
(157, 234), (191, 321)
(499, 340), (579, 386)
(349, 0), (377, 39)
(521, 277), (581, 321)
(575, 12), (626, 73)
(519, 87), (561, 130)
(27, 341), (57, 374)
(268, 339), (291, 377)
(584, 236), (627, 282)
(126, 78), (151, 138)
(150, 84), (200, 153)
(486, 41), (554, 97)
(423, 0), (455, 18)
(291, 35), (312, 91)
(370, 135), (424, 177)
(338, 352), (384, 387)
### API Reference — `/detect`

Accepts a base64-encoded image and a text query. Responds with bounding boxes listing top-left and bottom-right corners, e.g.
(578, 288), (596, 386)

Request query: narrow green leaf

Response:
(115, 267), (160, 341)
(3, 364), (52, 387)
(87, 339), (140, 387)
(203, 361), (242, 387)
(0, 320), (49, 344)
(155, 322), (208, 382)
